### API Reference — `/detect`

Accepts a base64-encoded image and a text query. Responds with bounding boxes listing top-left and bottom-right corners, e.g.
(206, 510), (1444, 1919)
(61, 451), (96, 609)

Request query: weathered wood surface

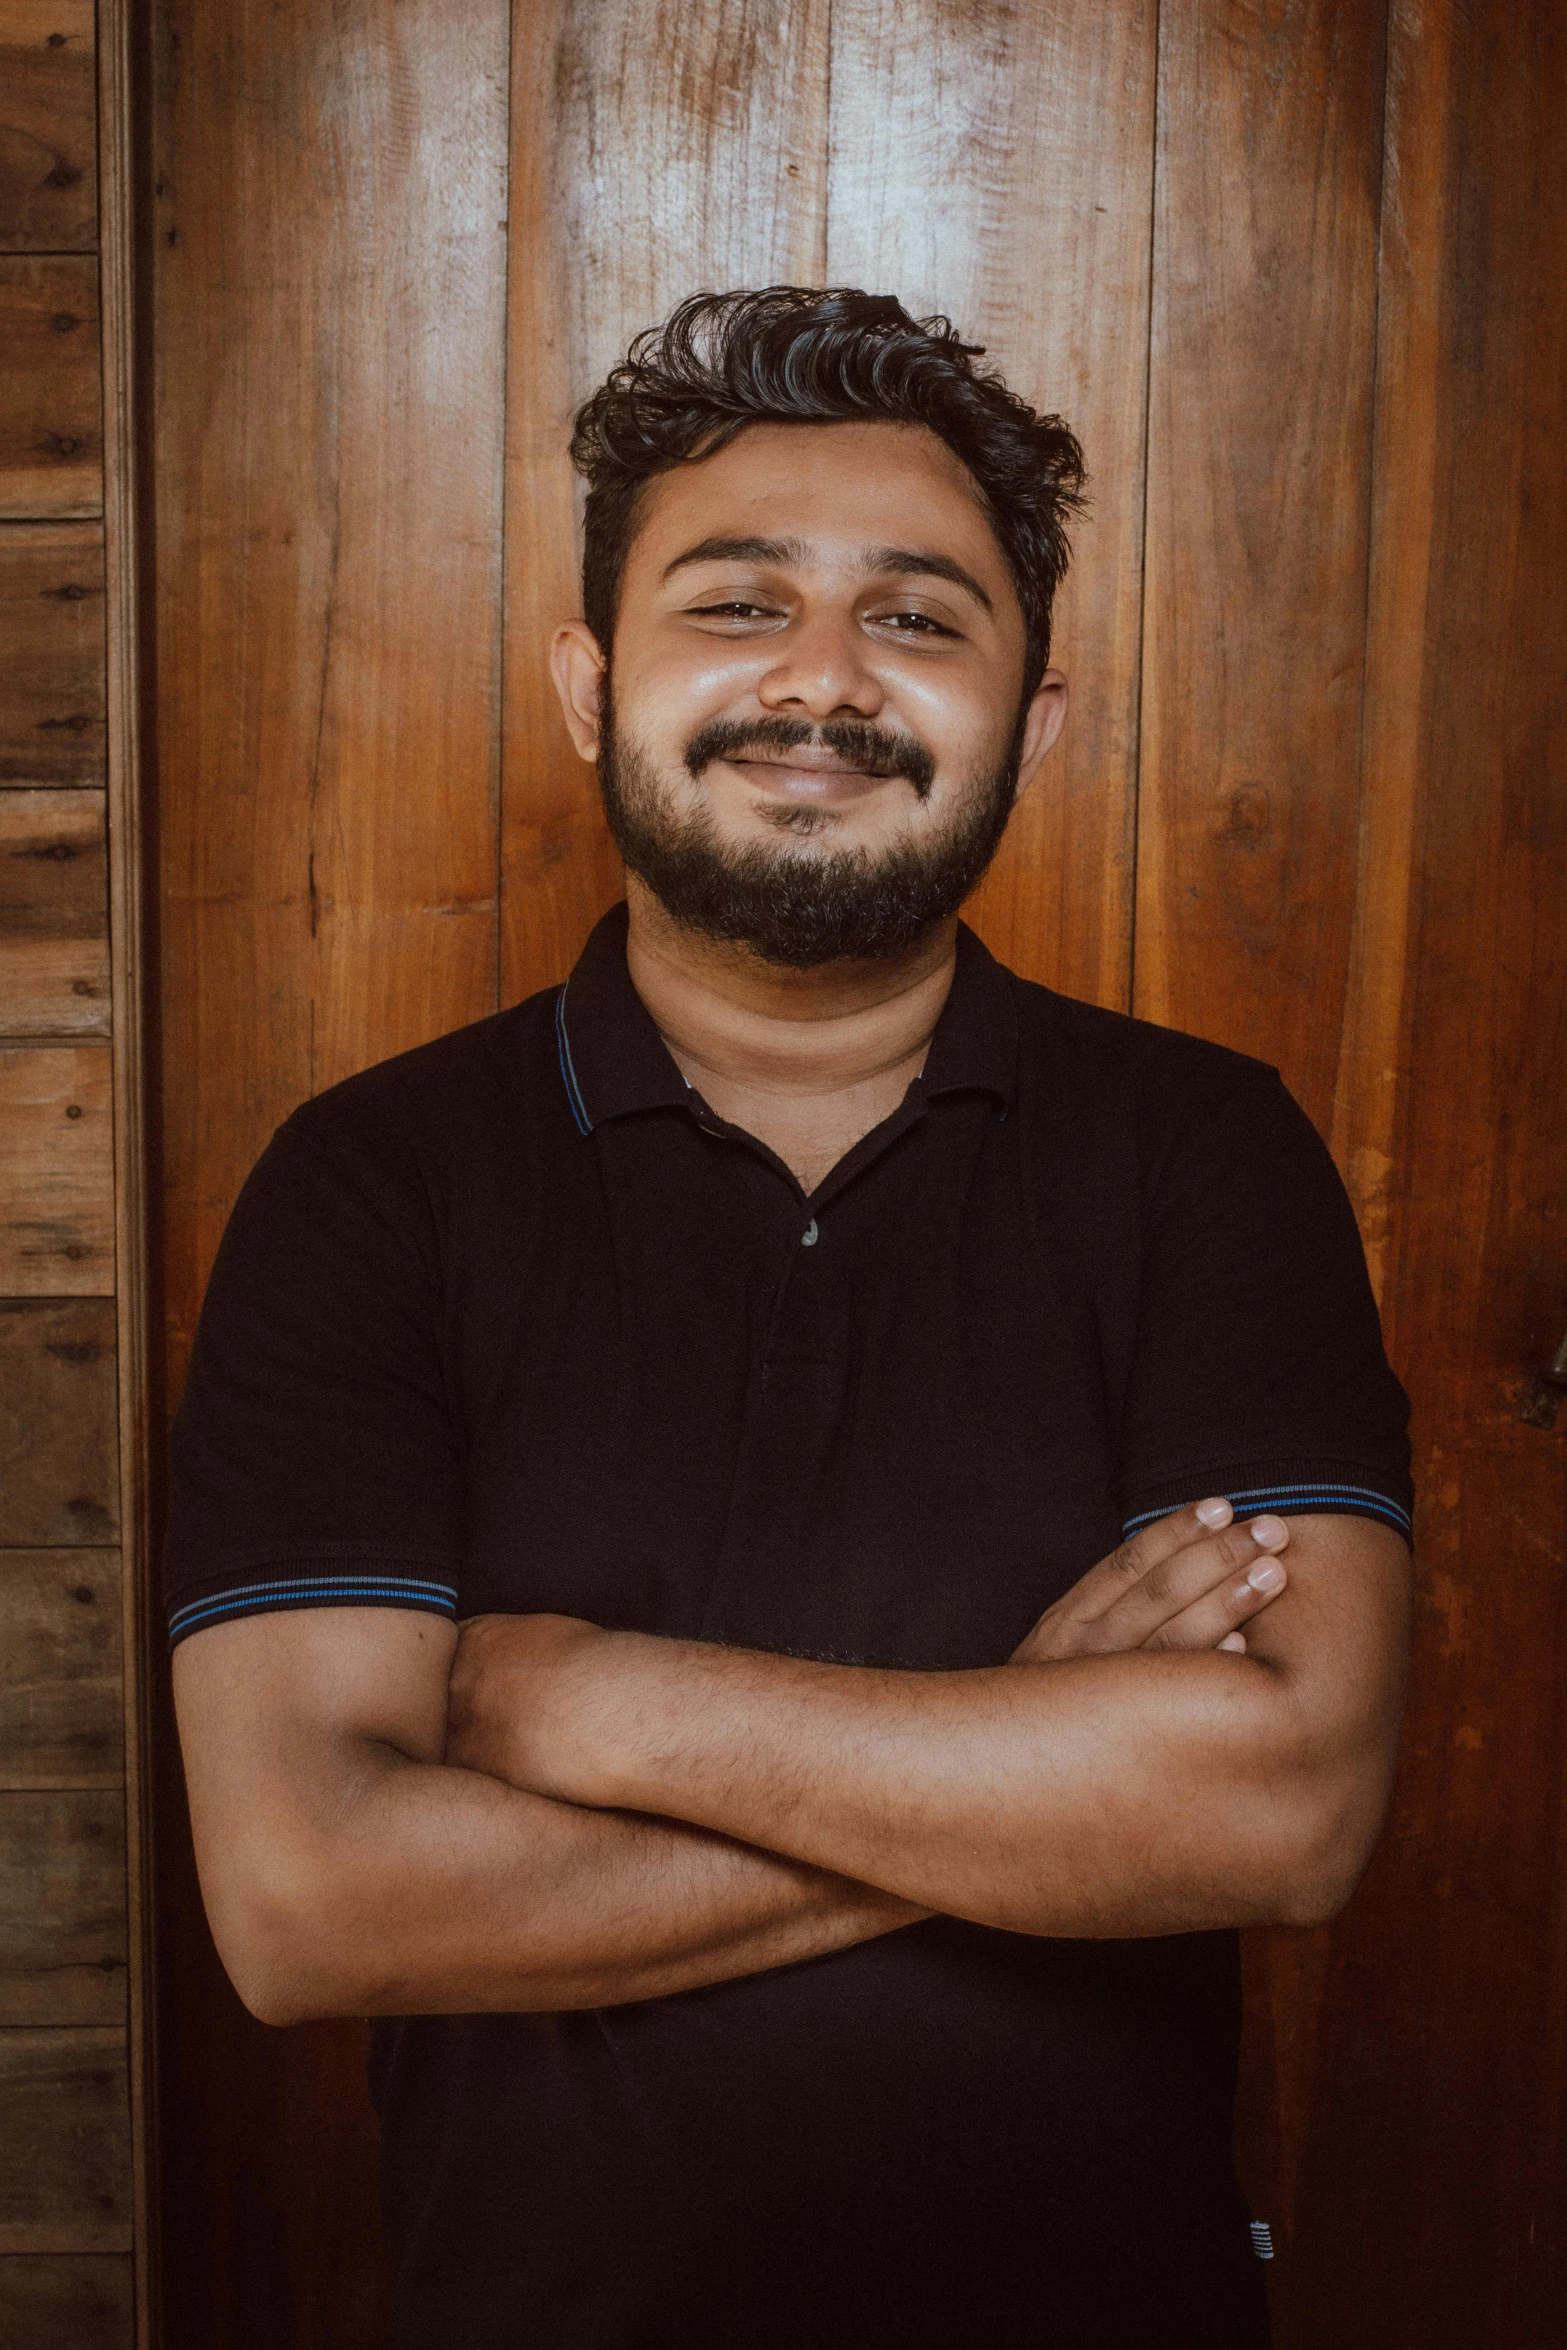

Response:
(0, 1549), (122, 1789)
(0, 789), (109, 1037)
(0, 1298), (117, 1545)
(0, 522), (105, 786)
(154, 0), (510, 1400)
(0, 1042), (114, 1292)
(1269, 4), (1567, 2343)
(1135, 0), (1386, 1130)
(502, 0), (830, 1006)
(827, 0), (1155, 1009)
(0, 2027), (131, 2252)
(0, 2253), (134, 2350)
(0, 257), (102, 520)
(0, 1791), (126, 2024)
(0, 0), (97, 251)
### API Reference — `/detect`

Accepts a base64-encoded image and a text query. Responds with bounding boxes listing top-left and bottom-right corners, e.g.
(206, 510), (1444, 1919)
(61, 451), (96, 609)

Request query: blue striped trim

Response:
(554, 982), (592, 1135)
(169, 1572), (459, 1639)
(1123, 1482), (1412, 1539)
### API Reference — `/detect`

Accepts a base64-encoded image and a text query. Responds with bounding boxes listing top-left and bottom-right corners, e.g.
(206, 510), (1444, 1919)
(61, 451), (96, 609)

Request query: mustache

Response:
(683, 715), (937, 800)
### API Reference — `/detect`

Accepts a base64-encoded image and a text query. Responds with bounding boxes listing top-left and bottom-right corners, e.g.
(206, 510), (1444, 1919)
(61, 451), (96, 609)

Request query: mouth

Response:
(685, 718), (937, 802)
(719, 749), (895, 805)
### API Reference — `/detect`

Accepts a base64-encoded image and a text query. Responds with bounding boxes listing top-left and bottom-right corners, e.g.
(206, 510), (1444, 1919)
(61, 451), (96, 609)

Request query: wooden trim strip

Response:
(95, 1), (153, 2340)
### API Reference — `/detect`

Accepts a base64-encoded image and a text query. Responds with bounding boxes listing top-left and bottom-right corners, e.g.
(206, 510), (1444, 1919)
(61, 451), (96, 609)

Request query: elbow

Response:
(1265, 1754), (1397, 1929)
(199, 1836), (367, 2027)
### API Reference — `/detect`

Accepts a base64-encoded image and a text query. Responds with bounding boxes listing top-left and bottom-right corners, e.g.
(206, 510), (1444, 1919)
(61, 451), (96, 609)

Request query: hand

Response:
(1010, 1498), (1288, 1666)
(446, 1611), (617, 1800)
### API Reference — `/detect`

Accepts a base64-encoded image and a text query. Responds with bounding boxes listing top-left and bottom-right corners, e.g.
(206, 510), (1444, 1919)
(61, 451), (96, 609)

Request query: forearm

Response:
(203, 1740), (921, 2025)
(487, 1634), (1361, 1937)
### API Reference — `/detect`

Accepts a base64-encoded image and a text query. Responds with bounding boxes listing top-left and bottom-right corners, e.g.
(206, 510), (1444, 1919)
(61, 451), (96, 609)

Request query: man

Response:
(168, 287), (1413, 2348)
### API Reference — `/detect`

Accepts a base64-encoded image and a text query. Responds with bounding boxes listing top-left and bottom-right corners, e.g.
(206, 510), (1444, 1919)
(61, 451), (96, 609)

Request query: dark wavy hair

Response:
(569, 287), (1087, 701)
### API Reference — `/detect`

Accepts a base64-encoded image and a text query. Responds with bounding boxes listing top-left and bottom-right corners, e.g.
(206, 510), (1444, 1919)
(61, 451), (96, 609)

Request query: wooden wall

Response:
(144, 3), (1565, 2346)
(0, 2), (148, 2345)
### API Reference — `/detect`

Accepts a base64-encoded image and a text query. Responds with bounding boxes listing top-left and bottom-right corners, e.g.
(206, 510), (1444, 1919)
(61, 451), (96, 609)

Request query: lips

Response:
(684, 715), (937, 798)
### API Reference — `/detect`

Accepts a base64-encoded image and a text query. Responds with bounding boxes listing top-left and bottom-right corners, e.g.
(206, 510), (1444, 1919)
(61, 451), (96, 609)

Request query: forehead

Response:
(626, 420), (1007, 581)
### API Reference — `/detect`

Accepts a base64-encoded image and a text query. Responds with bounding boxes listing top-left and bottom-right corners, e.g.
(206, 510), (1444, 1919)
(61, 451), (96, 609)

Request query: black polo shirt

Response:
(165, 906), (1412, 2349)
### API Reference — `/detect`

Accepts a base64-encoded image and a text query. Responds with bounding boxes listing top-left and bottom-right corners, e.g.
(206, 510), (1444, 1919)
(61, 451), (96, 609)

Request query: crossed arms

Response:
(173, 1501), (1409, 2026)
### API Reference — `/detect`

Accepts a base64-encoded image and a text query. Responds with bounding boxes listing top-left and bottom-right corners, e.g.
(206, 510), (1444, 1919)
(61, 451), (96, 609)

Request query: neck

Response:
(623, 876), (958, 1189)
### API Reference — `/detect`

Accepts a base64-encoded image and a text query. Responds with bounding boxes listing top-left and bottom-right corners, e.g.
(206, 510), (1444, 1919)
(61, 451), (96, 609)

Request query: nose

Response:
(755, 609), (885, 724)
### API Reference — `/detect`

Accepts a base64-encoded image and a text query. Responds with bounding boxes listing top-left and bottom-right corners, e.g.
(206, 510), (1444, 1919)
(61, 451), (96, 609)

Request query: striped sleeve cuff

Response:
(1121, 1469), (1412, 1545)
(167, 1563), (460, 1647)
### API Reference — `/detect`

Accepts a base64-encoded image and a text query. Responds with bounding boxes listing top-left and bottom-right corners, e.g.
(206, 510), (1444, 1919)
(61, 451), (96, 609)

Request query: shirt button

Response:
(801, 1218), (819, 1247)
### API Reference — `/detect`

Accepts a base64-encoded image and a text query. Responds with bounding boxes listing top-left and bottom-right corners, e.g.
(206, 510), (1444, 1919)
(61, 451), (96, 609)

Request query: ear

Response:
(550, 621), (608, 760)
(1011, 670), (1069, 802)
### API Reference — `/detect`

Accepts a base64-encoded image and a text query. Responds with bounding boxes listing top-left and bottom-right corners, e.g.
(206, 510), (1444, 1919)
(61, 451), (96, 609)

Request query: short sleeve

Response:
(1118, 1067), (1413, 1544)
(162, 1110), (464, 1646)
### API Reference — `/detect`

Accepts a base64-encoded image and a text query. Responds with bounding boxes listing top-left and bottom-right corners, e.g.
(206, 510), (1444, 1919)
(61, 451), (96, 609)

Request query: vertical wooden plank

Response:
(0, 0), (98, 251)
(1274, 5), (1567, 2344)
(154, 0), (510, 1390)
(1136, 0), (1386, 1128)
(95, 2), (155, 2329)
(501, 0), (830, 1003)
(826, 0), (1157, 1007)
(151, 11), (511, 2344)
(1132, 3), (1389, 2320)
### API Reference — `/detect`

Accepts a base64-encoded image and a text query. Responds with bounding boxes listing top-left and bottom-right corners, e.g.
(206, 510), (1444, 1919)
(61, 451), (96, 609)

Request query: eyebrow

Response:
(661, 535), (994, 613)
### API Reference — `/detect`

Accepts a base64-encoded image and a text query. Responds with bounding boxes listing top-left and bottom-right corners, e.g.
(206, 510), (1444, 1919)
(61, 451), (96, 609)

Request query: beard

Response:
(597, 694), (1024, 970)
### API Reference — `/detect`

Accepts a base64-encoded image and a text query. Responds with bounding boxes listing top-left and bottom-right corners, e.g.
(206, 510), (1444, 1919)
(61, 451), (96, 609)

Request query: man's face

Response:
(557, 419), (1065, 966)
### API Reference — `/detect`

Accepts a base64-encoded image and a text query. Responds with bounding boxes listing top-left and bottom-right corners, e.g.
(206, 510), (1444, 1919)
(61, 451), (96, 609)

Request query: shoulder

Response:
(1002, 967), (1290, 1164)
(276, 986), (566, 1174)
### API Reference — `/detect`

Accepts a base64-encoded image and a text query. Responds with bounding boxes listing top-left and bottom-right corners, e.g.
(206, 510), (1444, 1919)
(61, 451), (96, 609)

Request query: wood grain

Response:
(94, 2), (155, 2322)
(826, 0), (1156, 1008)
(0, 1042), (113, 1292)
(0, 2253), (133, 2349)
(0, 1298), (117, 1545)
(0, 789), (109, 1037)
(1136, 0), (1386, 1130)
(502, 0), (830, 1004)
(0, 522), (105, 787)
(1266, 4), (1567, 2343)
(0, 1791), (126, 2024)
(0, 1550), (122, 1789)
(0, 2027), (131, 2252)
(154, 0), (509, 1390)
(0, 0), (97, 250)
(0, 257), (102, 520)
(151, 5), (510, 2341)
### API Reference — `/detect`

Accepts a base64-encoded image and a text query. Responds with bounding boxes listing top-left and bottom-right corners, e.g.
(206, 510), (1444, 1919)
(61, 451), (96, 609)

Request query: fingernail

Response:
(1196, 1497), (1233, 1527)
(1247, 1559), (1286, 1594)
(1219, 1631), (1247, 1652)
(1249, 1515), (1288, 1549)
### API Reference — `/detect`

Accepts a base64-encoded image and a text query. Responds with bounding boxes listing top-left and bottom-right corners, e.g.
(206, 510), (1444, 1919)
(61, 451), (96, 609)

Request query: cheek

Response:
(884, 664), (1009, 771)
(615, 636), (771, 735)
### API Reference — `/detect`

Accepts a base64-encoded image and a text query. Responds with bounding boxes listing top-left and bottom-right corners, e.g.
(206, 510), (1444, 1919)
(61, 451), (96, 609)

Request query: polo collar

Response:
(555, 901), (1018, 1134)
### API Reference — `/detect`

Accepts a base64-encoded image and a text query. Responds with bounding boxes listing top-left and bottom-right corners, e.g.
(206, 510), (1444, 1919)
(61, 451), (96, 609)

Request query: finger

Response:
(1090, 1515), (1290, 1651)
(1141, 1549), (1289, 1654)
(1053, 1496), (1238, 1627)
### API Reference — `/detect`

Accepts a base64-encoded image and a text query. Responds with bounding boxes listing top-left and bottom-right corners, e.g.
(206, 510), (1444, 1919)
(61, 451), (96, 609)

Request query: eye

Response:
(872, 609), (959, 638)
(686, 598), (779, 623)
